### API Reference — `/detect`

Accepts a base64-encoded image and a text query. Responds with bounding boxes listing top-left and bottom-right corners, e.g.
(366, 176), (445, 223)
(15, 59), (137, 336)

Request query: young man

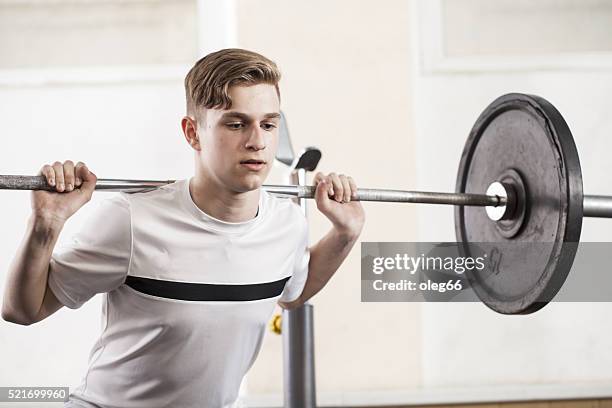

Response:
(2, 48), (365, 407)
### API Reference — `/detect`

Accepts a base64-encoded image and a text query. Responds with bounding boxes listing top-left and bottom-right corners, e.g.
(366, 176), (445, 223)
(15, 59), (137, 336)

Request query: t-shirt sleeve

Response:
(279, 209), (310, 303)
(47, 194), (132, 309)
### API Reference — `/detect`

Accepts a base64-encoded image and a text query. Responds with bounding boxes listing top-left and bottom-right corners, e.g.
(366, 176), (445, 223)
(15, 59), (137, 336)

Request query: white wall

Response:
(0, 0), (197, 69)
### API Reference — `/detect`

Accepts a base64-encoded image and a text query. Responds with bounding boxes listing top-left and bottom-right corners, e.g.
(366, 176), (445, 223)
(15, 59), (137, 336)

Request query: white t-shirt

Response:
(47, 178), (310, 408)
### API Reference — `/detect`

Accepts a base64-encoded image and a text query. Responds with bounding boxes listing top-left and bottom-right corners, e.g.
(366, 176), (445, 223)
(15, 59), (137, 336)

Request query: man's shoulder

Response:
(121, 179), (184, 206)
(263, 192), (307, 229)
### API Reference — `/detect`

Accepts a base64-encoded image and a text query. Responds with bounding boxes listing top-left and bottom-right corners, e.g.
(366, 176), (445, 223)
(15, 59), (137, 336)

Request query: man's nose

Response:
(245, 126), (267, 150)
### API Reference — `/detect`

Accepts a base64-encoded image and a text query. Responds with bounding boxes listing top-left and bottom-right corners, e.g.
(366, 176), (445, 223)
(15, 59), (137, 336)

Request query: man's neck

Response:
(189, 175), (260, 223)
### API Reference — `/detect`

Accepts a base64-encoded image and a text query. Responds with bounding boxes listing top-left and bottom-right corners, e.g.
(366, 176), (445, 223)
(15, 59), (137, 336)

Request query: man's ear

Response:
(181, 116), (201, 151)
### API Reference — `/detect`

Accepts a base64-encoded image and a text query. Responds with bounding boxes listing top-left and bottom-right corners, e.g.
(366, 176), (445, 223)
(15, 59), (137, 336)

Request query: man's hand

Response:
(312, 172), (365, 238)
(32, 160), (97, 224)
(279, 172), (365, 309)
(2, 160), (96, 325)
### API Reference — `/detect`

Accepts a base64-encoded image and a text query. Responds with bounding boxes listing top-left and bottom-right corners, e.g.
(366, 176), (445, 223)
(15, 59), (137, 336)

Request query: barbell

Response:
(0, 93), (609, 314)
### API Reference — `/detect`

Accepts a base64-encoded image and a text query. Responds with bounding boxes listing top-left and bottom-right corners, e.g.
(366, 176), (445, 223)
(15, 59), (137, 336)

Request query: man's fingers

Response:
(315, 178), (332, 210)
(77, 164), (97, 192)
(348, 176), (358, 199)
(39, 165), (55, 187)
(326, 176), (334, 196)
(52, 161), (65, 192)
(313, 172), (360, 202)
(329, 173), (343, 202)
(39, 160), (95, 194)
(312, 172), (334, 196)
(313, 172), (359, 203)
(74, 162), (86, 187)
(339, 174), (351, 203)
(63, 160), (75, 192)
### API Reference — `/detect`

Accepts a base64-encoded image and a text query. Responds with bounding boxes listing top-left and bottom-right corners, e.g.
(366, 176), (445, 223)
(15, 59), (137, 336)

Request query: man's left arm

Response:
(280, 172), (365, 309)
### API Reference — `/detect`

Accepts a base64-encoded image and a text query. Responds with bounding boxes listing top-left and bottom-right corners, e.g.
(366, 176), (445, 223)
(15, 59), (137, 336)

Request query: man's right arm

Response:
(1, 215), (65, 325)
(1, 161), (97, 325)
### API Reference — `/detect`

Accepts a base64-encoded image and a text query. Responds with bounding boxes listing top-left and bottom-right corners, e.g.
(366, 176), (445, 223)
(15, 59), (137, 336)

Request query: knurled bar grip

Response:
(284, 185), (504, 206)
(0, 175), (173, 193)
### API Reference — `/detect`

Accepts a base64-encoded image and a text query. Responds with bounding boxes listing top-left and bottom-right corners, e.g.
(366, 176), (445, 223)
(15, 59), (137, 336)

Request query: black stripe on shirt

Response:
(124, 275), (291, 301)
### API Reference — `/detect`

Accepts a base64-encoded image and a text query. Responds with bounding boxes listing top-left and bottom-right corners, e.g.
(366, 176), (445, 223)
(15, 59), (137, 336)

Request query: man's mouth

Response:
(240, 159), (266, 164)
(240, 159), (267, 171)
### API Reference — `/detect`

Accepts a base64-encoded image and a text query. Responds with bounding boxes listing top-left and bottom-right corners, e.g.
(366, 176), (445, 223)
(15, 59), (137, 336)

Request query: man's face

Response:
(196, 83), (280, 193)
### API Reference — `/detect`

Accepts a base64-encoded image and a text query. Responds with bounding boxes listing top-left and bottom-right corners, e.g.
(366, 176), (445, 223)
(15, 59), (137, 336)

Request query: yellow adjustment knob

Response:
(269, 314), (282, 335)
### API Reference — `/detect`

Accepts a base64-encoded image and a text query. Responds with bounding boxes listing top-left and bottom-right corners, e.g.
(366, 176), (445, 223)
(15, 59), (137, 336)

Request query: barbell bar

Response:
(1, 176), (611, 219)
(2, 175), (612, 219)
(0, 93), (608, 315)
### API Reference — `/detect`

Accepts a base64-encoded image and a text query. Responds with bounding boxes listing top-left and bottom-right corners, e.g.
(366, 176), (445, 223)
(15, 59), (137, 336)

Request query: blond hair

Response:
(184, 48), (281, 116)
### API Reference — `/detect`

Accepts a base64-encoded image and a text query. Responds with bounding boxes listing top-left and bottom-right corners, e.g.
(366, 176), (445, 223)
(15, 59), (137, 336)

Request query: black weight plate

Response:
(455, 93), (583, 314)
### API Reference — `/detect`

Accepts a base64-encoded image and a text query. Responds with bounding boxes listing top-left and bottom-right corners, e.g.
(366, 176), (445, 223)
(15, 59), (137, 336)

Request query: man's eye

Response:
(262, 123), (277, 131)
(227, 123), (244, 130)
